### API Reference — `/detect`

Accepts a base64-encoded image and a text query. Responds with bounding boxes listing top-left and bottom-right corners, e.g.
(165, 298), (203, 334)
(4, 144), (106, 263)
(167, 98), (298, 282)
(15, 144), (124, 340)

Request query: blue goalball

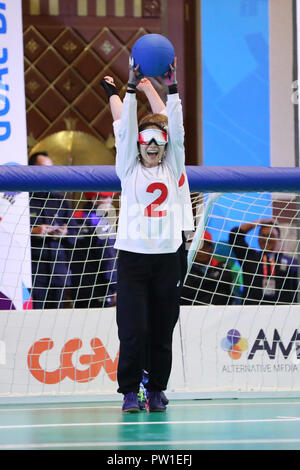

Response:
(131, 34), (175, 77)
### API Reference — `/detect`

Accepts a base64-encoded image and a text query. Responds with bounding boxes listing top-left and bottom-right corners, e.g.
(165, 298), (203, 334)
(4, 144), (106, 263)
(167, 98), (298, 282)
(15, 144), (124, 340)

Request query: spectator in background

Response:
(29, 152), (79, 309)
(211, 239), (244, 304)
(181, 231), (234, 305)
(71, 192), (117, 308)
(229, 219), (298, 304)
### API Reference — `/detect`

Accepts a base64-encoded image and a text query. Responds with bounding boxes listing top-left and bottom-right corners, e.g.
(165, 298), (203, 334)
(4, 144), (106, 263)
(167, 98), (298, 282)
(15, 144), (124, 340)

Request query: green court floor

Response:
(0, 398), (300, 450)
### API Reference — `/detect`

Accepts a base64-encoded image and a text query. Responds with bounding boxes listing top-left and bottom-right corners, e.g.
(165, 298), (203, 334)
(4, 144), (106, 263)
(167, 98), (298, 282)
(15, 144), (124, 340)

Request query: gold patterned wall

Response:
(23, 0), (164, 160)
(23, 0), (161, 18)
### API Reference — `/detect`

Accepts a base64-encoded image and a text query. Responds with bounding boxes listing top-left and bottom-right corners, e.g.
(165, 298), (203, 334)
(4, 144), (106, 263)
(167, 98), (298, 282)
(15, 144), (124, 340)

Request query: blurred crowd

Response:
(29, 152), (118, 309)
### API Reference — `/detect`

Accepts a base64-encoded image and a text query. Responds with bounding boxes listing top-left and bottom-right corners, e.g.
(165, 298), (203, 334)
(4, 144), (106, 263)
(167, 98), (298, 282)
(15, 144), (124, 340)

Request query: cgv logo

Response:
(222, 329), (300, 361)
(27, 338), (119, 384)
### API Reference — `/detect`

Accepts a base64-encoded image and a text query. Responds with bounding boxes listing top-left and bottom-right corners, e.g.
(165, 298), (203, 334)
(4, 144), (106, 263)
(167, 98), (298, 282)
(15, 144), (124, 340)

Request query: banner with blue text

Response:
(0, 0), (31, 309)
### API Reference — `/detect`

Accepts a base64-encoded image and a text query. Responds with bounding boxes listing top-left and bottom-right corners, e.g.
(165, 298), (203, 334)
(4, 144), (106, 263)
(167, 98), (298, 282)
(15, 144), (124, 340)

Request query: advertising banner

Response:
(1, 305), (300, 400)
(175, 305), (300, 394)
(0, 0), (31, 309)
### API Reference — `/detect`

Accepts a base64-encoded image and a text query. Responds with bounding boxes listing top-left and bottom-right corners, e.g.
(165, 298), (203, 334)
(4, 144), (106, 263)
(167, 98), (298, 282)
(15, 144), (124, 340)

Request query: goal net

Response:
(1, 165), (300, 402)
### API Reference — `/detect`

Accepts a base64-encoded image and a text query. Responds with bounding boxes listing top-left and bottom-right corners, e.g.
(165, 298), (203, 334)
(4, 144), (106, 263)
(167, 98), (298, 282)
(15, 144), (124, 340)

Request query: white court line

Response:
(1, 438), (300, 449)
(0, 417), (300, 430)
(278, 416), (299, 420)
(1, 401), (300, 413)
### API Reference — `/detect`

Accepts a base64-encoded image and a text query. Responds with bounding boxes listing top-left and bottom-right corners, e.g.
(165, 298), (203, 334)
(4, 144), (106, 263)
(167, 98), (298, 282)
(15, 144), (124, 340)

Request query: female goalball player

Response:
(101, 57), (189, 412)
(136, 78), (194, 409)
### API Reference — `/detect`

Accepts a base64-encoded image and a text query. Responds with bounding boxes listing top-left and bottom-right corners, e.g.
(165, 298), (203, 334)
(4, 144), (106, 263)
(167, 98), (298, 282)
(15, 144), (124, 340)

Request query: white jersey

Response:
(113, 92), (186, 254)
(159, 110), (194, 232)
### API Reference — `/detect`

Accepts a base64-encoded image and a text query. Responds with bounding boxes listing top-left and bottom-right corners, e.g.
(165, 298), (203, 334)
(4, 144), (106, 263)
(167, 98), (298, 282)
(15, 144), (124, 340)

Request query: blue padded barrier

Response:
(0, 165), (300, 193)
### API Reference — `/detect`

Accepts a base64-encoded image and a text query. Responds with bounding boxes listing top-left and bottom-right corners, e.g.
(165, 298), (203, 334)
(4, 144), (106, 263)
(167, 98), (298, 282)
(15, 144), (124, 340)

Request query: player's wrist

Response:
(127, 82), (136, 89)
(127, 82), (136, 94)
(168, 84), (178, 94)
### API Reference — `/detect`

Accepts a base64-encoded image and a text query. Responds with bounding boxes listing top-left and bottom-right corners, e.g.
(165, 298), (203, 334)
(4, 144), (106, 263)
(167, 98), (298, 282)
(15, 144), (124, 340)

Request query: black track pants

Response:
(116, 249), (181, 394)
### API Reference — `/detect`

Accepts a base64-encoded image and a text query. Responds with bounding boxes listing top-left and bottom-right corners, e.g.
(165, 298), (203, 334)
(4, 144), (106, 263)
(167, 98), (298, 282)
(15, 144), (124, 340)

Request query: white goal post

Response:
(0, 165), (300, 403)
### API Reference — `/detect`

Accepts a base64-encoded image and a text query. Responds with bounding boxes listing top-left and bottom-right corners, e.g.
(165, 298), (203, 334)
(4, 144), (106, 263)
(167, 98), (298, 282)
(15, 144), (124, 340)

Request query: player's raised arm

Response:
(163, 58), (185, 178)
(137, 78), (166, 114)
(100, 76), (122, 121)
(100, 75), (123, 152)
(100, 61), (142, 179)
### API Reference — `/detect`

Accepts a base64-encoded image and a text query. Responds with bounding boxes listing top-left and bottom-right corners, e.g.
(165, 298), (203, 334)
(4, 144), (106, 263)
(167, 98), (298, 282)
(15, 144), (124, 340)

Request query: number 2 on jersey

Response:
(144, 182), (168, 218)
